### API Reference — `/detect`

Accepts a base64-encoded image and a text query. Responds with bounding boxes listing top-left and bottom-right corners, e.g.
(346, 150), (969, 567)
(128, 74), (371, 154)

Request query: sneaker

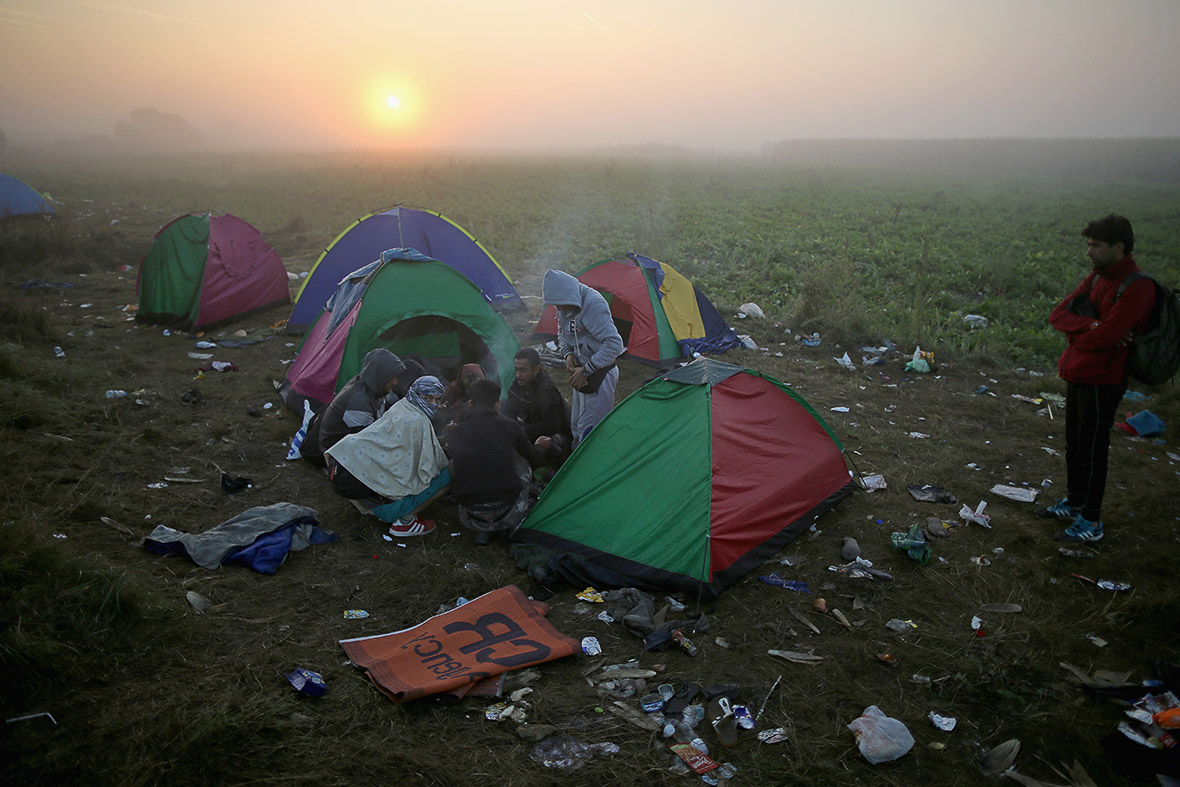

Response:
(1035, 498), (1079, 520)
(388, 516), (436, 538)
(1055, 515), (1104, 543)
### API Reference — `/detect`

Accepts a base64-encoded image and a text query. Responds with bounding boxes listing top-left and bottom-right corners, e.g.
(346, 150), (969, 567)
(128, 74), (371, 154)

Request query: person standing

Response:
(541, 269), (624, 445)
(1036, 214), (1155, 543)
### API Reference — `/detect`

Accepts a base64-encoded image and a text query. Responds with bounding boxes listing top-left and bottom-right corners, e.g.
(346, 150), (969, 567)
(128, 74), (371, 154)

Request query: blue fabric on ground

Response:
(1126, 410), (1166, 437)
(224, 518), (339, 574)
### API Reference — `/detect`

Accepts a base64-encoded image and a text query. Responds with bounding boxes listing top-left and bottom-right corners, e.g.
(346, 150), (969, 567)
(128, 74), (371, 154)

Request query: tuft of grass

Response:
(0, 298), (53, 343)
(0, 520), (143, 707)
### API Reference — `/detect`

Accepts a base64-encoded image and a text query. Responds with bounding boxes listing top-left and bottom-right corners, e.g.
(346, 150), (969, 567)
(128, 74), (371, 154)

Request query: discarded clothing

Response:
(1118, 409), (1166, 437)
(17, 279), (75, 290)
(142, 502), (335, 573)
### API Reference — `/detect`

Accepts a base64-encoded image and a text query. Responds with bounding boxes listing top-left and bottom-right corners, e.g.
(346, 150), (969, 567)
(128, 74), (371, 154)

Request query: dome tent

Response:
(0, 174), (55, 217)
(287, 205), (523, 334)
(532, 252), (740, 366)
(280, 248), (521, 413)
(136, 212), (290, 332)
(513, 358), (854, 600)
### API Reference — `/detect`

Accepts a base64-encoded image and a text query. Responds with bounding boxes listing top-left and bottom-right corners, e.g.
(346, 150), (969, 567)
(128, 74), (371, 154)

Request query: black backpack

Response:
(1117, 272), (1180, 386)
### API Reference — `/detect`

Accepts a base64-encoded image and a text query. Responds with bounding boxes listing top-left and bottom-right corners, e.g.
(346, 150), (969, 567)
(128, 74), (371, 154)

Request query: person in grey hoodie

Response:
(542, 269), (625, 445)
(301, 348), (406, 467)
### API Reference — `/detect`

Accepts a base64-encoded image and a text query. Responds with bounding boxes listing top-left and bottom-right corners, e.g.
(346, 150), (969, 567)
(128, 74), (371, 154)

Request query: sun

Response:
(386, 95), (400, 109)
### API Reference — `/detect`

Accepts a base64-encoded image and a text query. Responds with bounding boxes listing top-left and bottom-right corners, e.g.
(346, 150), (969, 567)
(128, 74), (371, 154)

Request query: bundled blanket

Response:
(142, 502), (337, 574)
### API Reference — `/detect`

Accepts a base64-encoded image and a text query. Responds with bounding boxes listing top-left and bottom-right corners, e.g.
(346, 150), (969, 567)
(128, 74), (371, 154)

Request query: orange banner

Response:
(340, 585), (580, 703)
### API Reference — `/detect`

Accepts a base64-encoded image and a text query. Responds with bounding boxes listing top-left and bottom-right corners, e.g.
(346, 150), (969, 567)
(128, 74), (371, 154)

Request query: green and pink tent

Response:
(136, 212), (290, 332)
(280, 248), (520, 413)
(513, 359), (854, 599)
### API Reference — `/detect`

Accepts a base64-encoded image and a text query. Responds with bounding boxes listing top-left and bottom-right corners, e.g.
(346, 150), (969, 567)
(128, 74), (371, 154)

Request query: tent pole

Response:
(842, 448), (867, 486)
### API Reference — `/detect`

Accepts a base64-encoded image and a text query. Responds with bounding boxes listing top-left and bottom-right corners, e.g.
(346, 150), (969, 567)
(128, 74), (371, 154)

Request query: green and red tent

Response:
(513, 358), (854, 599)
(136, 212), (289, 332)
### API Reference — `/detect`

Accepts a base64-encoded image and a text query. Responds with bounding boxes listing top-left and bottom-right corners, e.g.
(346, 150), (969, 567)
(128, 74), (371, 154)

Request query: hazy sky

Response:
(2, 0), (1178, 151)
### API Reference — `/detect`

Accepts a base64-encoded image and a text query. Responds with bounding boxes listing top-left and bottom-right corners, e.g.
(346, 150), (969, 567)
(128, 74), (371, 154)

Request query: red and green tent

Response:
(136, 212), (289, 332)
(513, 358), (854, 599)
(532, 253), (740, 365)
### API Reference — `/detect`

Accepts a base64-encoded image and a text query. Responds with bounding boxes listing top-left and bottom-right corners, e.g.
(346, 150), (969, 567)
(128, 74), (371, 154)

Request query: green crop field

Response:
(9, 141), (1180, 367)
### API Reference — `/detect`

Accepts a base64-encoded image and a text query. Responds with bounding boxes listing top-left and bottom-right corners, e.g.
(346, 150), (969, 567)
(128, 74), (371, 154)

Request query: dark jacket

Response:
(501, 367), (572, 441)
(1050, 256), (1155, 385)
(317, 349), (405, 454)
(447, 406), (543, 506)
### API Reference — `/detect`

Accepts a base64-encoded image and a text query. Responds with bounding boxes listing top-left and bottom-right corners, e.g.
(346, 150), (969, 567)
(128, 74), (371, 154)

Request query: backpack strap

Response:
(1115, 270), (1149, 300)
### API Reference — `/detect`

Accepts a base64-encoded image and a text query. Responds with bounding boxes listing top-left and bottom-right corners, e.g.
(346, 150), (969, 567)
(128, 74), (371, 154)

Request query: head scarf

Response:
(443, 363), (488, 405)
(406, 375), (444, 420)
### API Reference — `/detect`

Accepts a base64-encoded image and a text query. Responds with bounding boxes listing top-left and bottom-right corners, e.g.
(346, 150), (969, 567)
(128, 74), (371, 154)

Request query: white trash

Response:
(848, 706), (914, 764)
(989, 484), (1038, 503)
(963, 314), (989, 329)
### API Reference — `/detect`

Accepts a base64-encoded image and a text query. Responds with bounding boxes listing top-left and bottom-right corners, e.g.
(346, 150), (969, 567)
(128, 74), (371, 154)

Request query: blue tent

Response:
(287, 205), (523, 333)
(0, 174), (55, 217)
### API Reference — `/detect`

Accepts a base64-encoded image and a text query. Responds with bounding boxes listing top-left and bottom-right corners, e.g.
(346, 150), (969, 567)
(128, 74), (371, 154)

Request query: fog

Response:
(2, 0), (1179, 153)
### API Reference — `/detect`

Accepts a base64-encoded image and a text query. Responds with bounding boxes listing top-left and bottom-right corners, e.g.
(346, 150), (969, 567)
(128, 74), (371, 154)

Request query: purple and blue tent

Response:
(287, 205), (522, 334)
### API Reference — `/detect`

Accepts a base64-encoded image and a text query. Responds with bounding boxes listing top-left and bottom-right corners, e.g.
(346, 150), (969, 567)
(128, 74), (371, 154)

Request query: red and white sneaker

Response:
(388, 515), (436, 538)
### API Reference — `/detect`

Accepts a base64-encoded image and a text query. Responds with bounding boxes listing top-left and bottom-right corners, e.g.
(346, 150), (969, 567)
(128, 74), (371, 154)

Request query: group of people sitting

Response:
(294, 269), (625, 546)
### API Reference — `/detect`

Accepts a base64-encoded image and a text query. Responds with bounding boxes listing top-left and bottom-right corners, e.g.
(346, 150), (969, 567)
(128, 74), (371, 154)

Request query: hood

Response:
(542, 270), (583, 308)
(360, 348), (406, 394)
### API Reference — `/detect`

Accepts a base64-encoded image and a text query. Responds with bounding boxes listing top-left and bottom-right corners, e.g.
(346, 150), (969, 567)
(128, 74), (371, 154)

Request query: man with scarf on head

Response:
(301, 348), (406, 468)
(434, 363), (487, 446)
(542, 269), (625, 445)
(325, 376), (450, 537)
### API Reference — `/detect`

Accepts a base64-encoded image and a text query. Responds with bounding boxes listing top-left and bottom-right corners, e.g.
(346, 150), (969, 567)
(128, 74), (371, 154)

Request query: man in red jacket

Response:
(1036, 214), (1155, 543)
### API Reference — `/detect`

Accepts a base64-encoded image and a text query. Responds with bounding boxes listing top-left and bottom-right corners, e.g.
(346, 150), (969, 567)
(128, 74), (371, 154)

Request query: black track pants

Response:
(1064, 380), (1126, 522)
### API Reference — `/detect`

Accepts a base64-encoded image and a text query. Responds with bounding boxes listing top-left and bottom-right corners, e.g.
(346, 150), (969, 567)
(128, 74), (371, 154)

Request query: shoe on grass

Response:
(388, 515), (436, 538)
(1054, 515), (1104, 543)
(1035, 497), (1079, 520)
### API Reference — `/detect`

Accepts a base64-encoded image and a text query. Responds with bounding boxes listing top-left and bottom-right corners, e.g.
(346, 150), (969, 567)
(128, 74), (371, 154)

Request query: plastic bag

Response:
(530, 734), (619, 770)
(847, 705), (914, 764)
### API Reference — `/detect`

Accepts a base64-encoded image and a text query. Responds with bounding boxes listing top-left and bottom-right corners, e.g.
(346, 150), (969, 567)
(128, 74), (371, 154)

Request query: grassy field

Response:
(1, 142), (1178, 785)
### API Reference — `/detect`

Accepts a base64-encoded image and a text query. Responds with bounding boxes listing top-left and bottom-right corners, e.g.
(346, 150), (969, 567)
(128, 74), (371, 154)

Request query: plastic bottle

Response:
(671, 721), (694, 743)
(670, 630), (698, 656)
(105, 390), (128, 399)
